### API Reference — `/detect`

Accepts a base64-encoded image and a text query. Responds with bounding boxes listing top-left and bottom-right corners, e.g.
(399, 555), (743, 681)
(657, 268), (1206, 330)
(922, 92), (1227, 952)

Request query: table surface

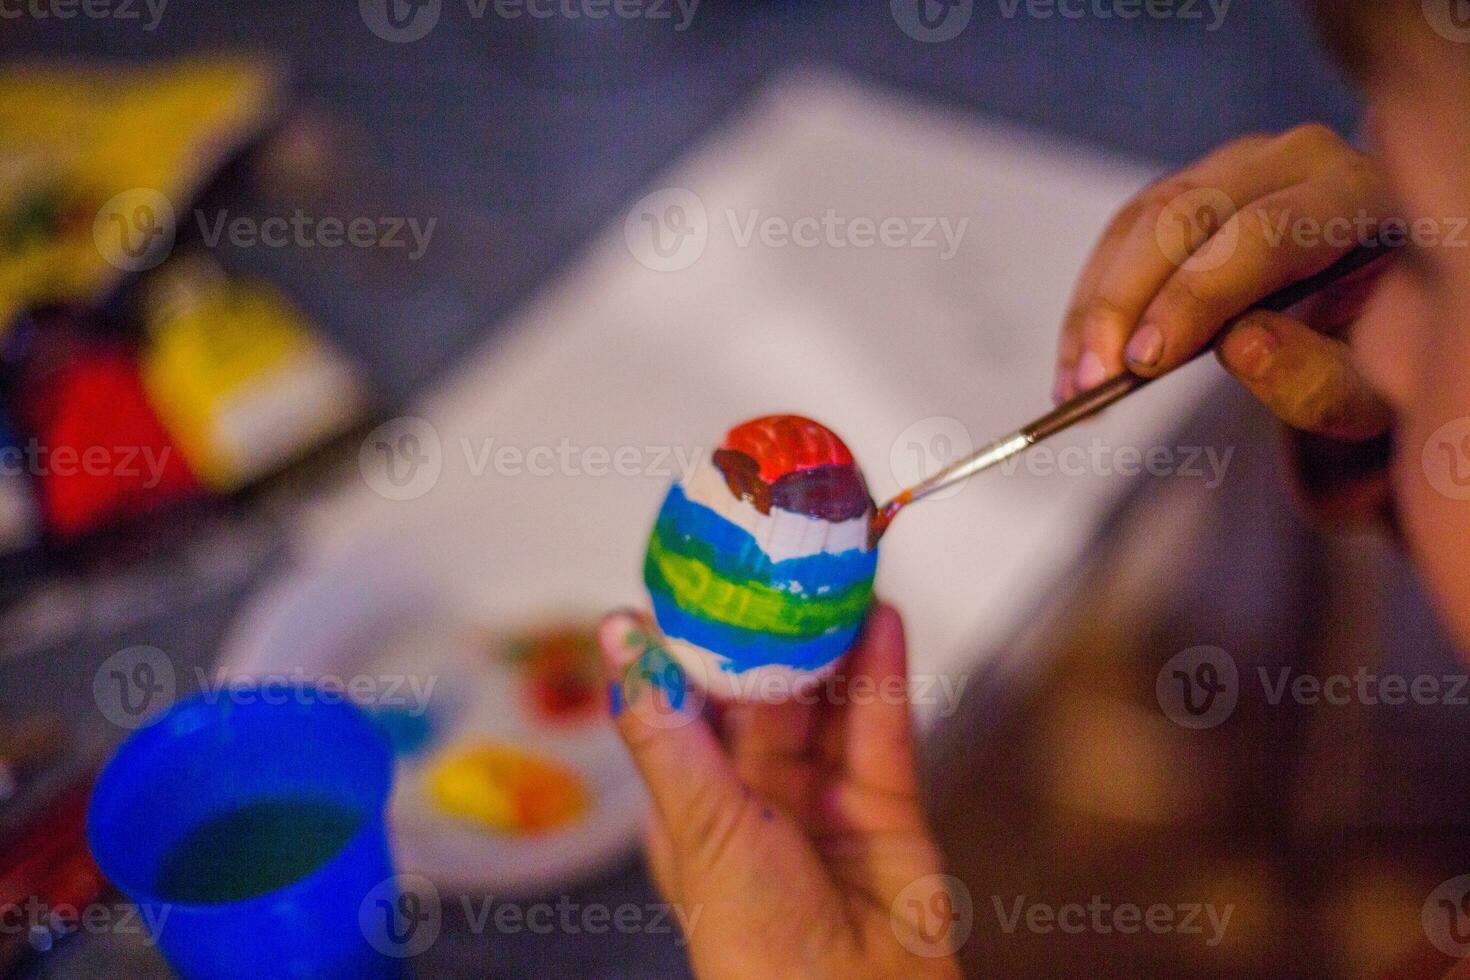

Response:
(1, 3), (1359, 976)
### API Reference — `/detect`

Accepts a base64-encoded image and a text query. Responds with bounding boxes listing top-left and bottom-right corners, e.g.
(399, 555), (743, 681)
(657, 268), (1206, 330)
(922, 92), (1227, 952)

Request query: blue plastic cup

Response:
(87, 685), (408, 979)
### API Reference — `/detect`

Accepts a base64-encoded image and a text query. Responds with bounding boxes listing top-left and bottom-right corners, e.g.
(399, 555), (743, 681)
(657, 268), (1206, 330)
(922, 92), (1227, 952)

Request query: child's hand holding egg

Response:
(642, 415), (877, 702)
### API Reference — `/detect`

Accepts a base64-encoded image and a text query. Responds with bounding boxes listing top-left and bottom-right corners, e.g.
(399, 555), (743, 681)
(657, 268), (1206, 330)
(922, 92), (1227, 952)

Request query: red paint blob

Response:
(715, 415), (872, 522)
(17, 349), (198, 539)
(722, 415), (855, 484)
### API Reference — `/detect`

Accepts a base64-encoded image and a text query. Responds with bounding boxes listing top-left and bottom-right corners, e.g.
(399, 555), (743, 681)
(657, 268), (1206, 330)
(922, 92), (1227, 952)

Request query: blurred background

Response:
(4, 2), (1470, 978)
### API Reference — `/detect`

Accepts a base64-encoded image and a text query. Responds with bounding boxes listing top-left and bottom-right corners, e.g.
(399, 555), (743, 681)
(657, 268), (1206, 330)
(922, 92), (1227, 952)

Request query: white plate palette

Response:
(217, 556), (646, 894)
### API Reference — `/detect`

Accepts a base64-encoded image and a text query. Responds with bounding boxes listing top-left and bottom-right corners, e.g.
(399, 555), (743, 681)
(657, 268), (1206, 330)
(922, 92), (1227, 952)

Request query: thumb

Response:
(1215, 310), (1392, 441)
(598, 612), (766, 878)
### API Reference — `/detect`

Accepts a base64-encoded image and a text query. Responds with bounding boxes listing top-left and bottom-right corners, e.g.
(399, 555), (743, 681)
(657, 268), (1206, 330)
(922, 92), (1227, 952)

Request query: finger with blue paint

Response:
(597, 605), (963, 978)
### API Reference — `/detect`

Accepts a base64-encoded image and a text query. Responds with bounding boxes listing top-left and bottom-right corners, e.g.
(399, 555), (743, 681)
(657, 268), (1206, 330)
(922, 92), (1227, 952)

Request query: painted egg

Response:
(643, 415), (877, 702)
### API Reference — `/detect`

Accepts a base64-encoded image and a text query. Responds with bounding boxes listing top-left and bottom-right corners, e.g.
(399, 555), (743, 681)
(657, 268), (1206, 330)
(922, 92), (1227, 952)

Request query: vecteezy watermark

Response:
(1153, 186), (1469, 274)
(0, 0), (167, 30)
(1425, 875), (1470, 958)
(610, 628), (710, 731)
(996, 440), (1233, 487)
(890, 417), (1234, 492)
(1155, 646), (1239, 730)
(1424, 0), (1470, 44)
(359, 417), (444, 502)
(608, 627), (969, 727)
(360, 874), (702, 958)
(0, 897), (170, 953)
(719, 670), (971, 717)
(725, 209), (968, 260)
(361, 875), (442, 958)
(891, 0), (972, 42)
(473, 0), (698, 29)
(199, 671), (440, 715)
(892, 875), (974, 957)
(359, 0), (441, 42)
(1262, 213), (1470, 250)
(93, 646), (178, 730)
(93, 645), (441, 730)
(457, 439), (701, 481)
(193, 210), (436, 261)
(623, 187), (970, 272)
(458, 894), (702, 942)
(890, 417), (974, 502)
(1259, 666), (1470, 708)
(94, 191), (437, 271)
(991, 895), (1234, 946)
(1422, 417), (1470, 501)
(997, 0), (1231, 31)
(360, 0), (698, 43)
(94, 188), (176, 273)
(1158, 646), (1470, 729)
(358, 416), (706, 502)
(623, 187), (709, 272)
(0, 440), (173, 488)
(1153, 187), (1240, 274)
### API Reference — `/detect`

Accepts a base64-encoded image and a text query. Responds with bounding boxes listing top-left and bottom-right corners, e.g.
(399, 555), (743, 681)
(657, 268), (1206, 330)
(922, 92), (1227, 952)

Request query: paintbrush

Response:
(869, 241), (1399, 542)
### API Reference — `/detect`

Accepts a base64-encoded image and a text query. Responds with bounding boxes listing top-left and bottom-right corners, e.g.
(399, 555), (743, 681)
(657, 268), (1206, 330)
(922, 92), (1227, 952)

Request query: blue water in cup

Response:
(87, 685), (410, 979)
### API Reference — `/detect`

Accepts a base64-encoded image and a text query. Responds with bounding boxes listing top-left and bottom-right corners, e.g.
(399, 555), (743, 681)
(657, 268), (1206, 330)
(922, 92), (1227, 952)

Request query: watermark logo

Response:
(1153, 186), (1238, 274)
(718, 669), (969, 716)
(891, 0), (972, 42)
(993, 894), (1233, 945)
(623, 191), (967, 270)
(362, 0), (698, 42)
(997, 438), (1233, 487)
(726, 209), (967, 258)
(1, 897), (170, 952)
(892, 874), (973, 957)
(611, 630), (709, 731)
(0, 0), (168, 29)
(457, 438), (701, 481)
(1424, 0), (1470, 44)
(996, 0), (1231, 30)
(1422, 418), (1470, 501)
(0, 440), (173, 488)
(202, 671), (439, 714)
(1156, 646), (1237, 729)
(361, 0), (441, 41)
(93, 646), (176, 729)
(193, 210), (436, 260)
(624, 187), (708, 272)
(460, 895), (701, 940)
(360, 417), (444, 501)
(889, 417), (974, 502)
(1258, 666), (1470, 708)
(482, 0), (699, 28)
(361, 427), (706, 499)
(1257, 212), (1467, 252)
(1425, 875), (1470, 957)
(361, 874), (443, 958)
(887, 418), (1233, 489)
(94, 189), (176, 273)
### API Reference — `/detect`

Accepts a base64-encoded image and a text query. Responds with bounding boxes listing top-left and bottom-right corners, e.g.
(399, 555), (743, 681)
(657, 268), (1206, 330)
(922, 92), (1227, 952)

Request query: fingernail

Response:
(1074, 351), (1107, 392)
(1227, 323), (1280, 381)
(598, 611), (644, 672)
(1051, 370), (1070, 405)
(1125, 324), (1164, 368)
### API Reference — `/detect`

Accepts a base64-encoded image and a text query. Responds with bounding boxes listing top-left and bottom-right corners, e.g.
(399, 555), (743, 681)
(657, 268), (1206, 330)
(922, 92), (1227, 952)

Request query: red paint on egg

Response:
(721, 415), (855, 483)
(714, 415), (872, 523)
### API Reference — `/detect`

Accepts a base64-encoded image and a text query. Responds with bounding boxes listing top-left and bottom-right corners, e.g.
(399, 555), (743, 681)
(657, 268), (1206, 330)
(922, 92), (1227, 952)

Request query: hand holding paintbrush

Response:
(869, 240), (1399, 540)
